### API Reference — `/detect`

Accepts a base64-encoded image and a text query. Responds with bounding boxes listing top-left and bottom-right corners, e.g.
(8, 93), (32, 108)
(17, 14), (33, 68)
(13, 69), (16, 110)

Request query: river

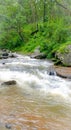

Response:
(0, 54), (71, 130)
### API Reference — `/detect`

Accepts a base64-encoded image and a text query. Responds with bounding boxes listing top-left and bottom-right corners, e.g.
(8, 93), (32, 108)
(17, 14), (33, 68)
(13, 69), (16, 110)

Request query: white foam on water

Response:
(4, 59), (53, 68)
(0, 54), (71, 102)
(0, 69), (71, 100)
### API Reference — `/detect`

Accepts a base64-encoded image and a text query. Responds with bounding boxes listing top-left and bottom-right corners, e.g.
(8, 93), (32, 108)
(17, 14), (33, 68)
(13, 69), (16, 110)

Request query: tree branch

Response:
(55, 0), (68, 10)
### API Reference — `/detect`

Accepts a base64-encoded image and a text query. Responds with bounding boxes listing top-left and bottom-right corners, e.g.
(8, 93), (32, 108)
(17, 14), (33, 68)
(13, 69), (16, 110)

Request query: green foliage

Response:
(18, 33), (45, 54)
(58, 41), (71, 54)
(0, 0), (71, 61)
(37, 18), (70, 58)
(14, 18), (71, 59)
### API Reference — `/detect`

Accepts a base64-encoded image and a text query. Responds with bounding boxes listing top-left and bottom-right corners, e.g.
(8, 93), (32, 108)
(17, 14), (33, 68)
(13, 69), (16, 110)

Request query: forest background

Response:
(0, 0), (71, 64)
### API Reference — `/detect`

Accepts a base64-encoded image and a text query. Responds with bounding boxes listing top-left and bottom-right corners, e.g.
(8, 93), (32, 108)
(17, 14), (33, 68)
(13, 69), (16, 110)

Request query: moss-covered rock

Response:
(56, 44), (71, 66)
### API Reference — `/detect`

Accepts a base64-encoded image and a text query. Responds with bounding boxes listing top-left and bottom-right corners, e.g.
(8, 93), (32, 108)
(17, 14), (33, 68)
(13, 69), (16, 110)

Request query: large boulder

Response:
(1, 80), (16, 86)
(0, 49), (9, 59)
(2, 52), (9, 59)
(31, 53), (46, 59)
(8, 52), (17, 58)
(0, 50), (17, 59)
(56, 45), (71, 66)
(31, 47), (46, 59)
(54, 66), (71, 78)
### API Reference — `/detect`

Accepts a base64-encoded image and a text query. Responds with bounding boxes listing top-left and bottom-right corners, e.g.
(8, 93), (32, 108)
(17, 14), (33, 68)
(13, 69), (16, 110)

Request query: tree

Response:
(0, 0), (71, 49)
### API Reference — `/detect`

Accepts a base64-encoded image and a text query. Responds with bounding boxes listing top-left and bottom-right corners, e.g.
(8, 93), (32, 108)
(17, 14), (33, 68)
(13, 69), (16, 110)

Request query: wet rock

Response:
(31, 46), (46, 59)
(2, 62), (5, 65)
(54, 66), (71, 78)
(1, 80), (16, 86)
(5, 124), (12, 129)
(8, 52), (17, 58)
(31, 53), (46, 59)
(2, 50), (9, 59)
(2, 52), (9, 57)
(49, 71), (56, 76)
(0, 50), (17, 59)
(0, 54), (8, 59)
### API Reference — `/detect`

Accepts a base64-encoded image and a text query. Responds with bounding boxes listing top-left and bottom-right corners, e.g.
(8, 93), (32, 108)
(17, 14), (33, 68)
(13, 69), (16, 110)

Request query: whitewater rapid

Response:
(0, 54), (71, 101)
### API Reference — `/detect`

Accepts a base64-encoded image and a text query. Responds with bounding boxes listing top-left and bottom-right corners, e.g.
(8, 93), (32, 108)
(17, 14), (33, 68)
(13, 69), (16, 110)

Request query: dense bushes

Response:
(13, 18), (71, 59)
(39, 19), (71, 58)
(0, 18), (71, 59)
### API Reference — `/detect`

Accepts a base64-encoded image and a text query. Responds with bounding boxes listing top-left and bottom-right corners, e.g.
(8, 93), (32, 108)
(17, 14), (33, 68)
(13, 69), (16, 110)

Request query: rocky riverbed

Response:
(0, 49), (71, 79)
(30, 46), (71, 79)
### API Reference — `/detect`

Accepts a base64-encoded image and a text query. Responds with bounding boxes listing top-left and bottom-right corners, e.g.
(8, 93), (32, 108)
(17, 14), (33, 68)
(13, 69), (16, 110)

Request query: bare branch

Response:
(55, 0), (68, 10)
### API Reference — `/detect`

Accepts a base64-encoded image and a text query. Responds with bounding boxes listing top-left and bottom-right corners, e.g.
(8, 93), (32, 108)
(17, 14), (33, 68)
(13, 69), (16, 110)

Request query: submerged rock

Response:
(2, 62), (5, 65)
(1, 80), (16, 86)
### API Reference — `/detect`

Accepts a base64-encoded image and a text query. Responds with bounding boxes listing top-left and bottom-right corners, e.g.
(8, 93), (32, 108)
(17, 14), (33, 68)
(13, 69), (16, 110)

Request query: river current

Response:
(0, 54), (71, 130)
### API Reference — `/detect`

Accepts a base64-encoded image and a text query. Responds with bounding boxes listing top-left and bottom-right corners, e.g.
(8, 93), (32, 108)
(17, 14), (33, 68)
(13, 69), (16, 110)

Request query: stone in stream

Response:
(5, 123), (12, 129)
(1, 80), (16, 86)
(8, 52), (17, 58)
(2, 49), (9, 59)
(2, 52), (8, 57)
(30, 46), (46, 59)
(54, 66), (71, 79)
(31, 53), (46, 59)
(49, 71), (56, 76)
(0, 49), (17, 59)
(2, 62), (5, 65)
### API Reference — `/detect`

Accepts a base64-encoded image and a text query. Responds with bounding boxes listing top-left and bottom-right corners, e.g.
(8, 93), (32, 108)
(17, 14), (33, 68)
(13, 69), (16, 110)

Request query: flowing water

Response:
(0, 54), (71, 130)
